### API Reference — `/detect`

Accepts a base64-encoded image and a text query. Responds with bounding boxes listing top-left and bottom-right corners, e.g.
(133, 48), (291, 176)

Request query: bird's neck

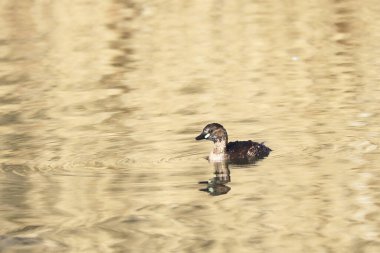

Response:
(213, 140), (227, 154)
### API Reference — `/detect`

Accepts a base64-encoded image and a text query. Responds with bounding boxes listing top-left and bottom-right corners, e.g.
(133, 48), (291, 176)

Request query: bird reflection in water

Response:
(199, 162), (231, 196)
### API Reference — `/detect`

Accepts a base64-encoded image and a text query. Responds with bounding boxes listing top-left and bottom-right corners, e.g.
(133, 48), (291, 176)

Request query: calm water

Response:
(0, 1), (380, 252)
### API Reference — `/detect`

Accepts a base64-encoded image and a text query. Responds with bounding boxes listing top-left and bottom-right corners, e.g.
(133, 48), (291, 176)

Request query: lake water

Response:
(0, 1), (379, 252)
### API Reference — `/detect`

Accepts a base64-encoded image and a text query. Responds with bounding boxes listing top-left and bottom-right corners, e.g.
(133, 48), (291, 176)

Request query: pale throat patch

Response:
(209, 152), (226, 162)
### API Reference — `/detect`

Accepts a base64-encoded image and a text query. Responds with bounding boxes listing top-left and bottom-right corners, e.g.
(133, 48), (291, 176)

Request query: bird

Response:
(195, 123), (271, 163)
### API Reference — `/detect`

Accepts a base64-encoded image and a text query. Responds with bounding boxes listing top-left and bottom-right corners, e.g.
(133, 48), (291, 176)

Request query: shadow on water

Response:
(199, 159), (265, 196)
(199, 162), (231, 196)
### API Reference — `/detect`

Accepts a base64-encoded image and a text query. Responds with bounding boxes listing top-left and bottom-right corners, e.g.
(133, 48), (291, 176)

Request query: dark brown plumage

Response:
(195, 123), (271, 162)
(227, 140), (271, 162)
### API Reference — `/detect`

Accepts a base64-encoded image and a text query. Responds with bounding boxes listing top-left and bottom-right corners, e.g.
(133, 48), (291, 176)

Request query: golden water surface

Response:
(0, 1), (379, 252)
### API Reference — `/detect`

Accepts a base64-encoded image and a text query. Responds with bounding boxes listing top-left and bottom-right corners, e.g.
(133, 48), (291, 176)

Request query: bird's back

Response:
(227, 140), (271, 162)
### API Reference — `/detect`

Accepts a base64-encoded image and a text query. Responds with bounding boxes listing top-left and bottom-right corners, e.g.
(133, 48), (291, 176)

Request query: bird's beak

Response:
(195, 132), (210, 140)
(195, 133), (205, 140)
